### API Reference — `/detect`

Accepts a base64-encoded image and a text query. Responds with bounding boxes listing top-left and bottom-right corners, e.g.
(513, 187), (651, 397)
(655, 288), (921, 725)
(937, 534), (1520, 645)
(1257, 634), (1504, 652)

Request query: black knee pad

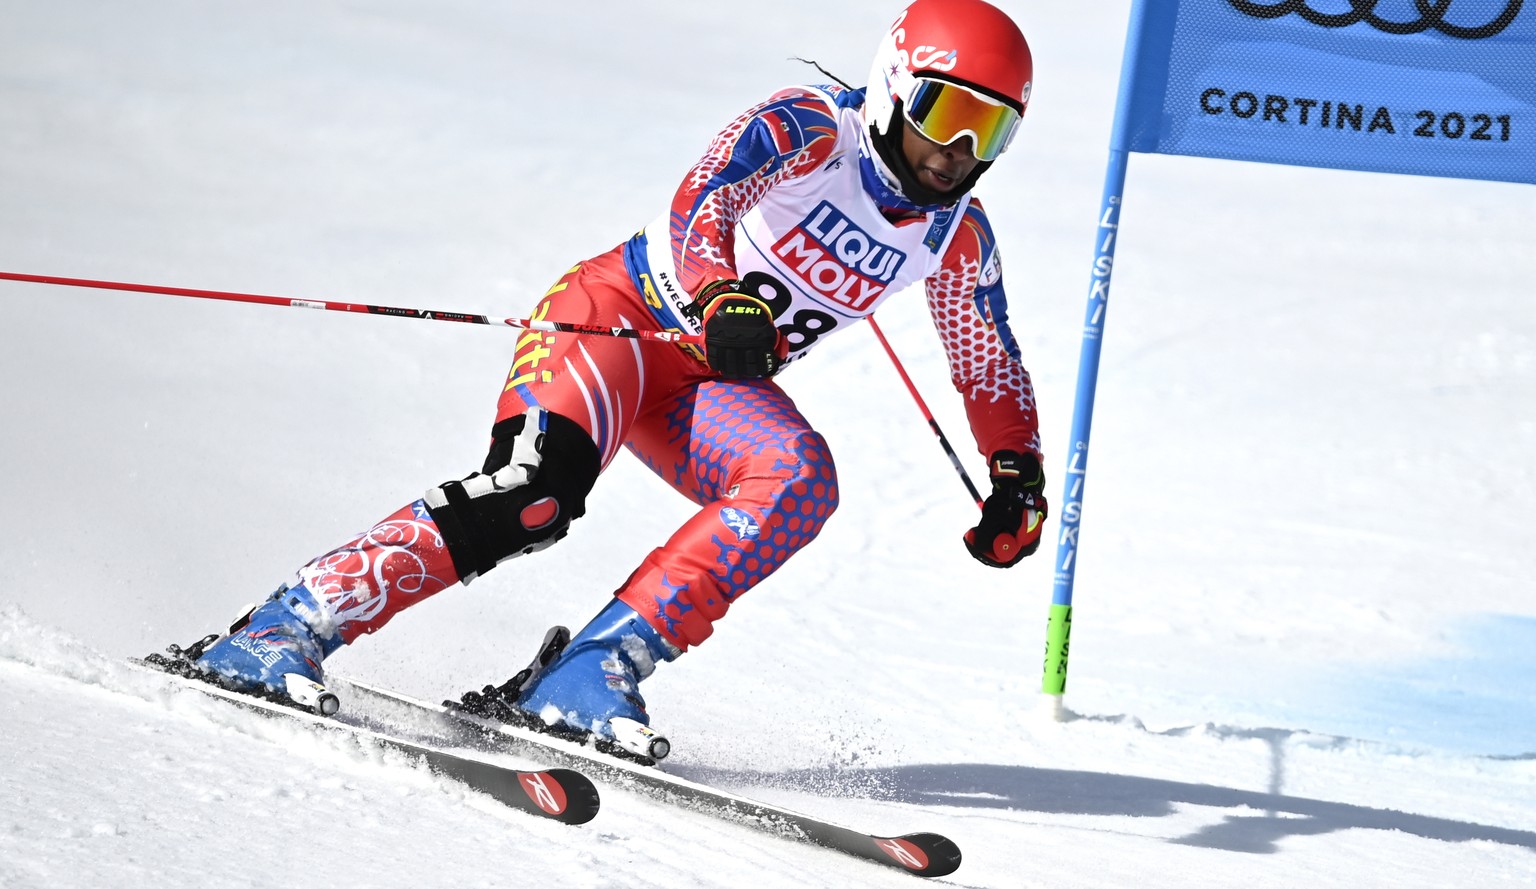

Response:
(424, 409), (600, 583)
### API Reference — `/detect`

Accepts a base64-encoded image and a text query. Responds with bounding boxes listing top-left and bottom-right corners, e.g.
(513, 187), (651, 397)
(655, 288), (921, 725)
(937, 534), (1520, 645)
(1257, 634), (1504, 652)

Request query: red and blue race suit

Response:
(293, 85), (1041, 653)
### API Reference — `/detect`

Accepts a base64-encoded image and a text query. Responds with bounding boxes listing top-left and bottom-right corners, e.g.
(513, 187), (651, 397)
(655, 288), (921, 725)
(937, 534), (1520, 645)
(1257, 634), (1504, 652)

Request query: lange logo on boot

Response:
(230, 632), (284, 668)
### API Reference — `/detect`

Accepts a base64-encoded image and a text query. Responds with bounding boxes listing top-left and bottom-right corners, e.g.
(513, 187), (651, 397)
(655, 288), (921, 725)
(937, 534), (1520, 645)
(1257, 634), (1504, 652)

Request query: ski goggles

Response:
(902, 77), (1022, 162)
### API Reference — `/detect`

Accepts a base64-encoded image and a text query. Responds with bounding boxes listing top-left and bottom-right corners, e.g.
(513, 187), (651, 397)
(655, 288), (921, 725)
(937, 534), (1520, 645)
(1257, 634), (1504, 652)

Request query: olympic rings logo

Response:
(1225, 0), (1523, 39)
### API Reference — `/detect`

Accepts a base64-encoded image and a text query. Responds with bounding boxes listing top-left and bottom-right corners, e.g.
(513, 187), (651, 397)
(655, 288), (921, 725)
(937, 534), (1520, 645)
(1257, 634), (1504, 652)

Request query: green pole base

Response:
(1041, 603), (1073, 696)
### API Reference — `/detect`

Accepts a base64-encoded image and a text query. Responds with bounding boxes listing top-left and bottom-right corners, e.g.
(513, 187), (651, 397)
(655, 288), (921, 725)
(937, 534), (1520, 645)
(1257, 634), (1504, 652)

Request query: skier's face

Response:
(900, 124), (980, 195)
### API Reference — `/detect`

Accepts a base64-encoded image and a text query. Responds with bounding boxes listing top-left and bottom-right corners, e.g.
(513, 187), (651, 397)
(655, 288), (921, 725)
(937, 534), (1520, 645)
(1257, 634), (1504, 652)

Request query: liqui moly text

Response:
(773, 201), (907, 311)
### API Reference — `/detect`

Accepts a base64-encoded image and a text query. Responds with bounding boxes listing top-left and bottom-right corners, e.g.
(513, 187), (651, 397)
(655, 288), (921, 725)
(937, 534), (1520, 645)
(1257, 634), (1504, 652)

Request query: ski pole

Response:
(0, 270), (702, 346)
(866, 315), (985, 510)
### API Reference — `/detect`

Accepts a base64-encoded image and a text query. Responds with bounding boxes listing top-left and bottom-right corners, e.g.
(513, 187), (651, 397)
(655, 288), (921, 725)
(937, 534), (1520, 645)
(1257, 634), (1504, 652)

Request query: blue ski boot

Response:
(194, 583), (344, 714)
(514, 598), (677, 761)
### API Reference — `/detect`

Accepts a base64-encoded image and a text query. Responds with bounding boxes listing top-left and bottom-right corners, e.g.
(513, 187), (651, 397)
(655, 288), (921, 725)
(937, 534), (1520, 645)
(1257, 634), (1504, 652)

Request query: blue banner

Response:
(1111, 0), (1536, 184)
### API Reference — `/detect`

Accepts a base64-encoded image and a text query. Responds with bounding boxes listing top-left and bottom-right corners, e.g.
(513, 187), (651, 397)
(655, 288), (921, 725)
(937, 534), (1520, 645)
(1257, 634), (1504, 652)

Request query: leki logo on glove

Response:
(773, 201), (907, 311)
(1225, 0), (1523, 39)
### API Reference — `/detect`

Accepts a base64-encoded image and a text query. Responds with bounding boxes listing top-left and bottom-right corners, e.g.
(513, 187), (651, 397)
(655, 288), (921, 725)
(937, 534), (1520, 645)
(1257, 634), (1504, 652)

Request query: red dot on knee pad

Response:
(520, 497), (561, 530)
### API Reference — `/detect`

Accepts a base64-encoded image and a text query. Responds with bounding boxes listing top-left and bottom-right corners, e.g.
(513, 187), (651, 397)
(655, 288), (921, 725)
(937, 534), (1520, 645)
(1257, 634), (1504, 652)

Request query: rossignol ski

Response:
(340, 678), (963, 878)
(136, 650), (600, 826)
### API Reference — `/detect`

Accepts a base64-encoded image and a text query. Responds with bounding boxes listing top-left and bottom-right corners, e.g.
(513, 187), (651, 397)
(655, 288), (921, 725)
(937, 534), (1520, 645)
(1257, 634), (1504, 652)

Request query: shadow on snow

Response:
(676, 757), (1536, 856)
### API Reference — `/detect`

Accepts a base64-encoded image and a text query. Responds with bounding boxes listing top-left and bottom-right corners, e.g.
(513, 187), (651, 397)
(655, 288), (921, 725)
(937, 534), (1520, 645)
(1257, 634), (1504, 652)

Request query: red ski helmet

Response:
(864, 0), (1033, 205)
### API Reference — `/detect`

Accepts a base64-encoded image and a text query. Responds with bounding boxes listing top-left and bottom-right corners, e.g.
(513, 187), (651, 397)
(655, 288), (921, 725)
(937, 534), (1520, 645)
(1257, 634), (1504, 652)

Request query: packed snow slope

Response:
(2, 2), (1533, 887)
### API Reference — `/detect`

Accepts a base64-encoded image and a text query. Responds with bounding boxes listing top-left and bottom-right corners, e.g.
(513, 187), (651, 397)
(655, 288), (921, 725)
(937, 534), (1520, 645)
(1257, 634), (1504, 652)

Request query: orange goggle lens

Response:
(903, 78), (1021, 162)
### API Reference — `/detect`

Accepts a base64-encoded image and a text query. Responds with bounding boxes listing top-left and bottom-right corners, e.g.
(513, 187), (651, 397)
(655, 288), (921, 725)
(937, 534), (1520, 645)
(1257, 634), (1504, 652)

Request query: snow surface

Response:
(2, 2), (1533, 887)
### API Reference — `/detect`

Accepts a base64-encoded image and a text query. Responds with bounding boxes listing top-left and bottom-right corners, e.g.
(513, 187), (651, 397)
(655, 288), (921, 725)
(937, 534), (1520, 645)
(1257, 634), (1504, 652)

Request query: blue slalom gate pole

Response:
(1041, 0), (1162, 707)
(1041, 148), (1129, 701)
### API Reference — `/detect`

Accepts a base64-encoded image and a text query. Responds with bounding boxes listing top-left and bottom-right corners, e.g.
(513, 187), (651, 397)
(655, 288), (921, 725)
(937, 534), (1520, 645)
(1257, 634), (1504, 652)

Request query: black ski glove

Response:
(696, 279), (786, 378)
(964, 451), (1048, 568)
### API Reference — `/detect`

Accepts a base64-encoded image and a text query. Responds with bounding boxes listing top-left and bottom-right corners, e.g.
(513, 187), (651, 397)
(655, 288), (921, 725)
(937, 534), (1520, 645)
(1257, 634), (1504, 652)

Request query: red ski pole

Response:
(866, 315), (985, 510)
(0, 271), (702, 346)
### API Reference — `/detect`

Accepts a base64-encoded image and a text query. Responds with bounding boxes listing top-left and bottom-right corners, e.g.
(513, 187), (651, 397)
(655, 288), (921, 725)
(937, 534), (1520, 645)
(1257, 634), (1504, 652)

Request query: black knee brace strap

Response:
(425, 410), (601, 583)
